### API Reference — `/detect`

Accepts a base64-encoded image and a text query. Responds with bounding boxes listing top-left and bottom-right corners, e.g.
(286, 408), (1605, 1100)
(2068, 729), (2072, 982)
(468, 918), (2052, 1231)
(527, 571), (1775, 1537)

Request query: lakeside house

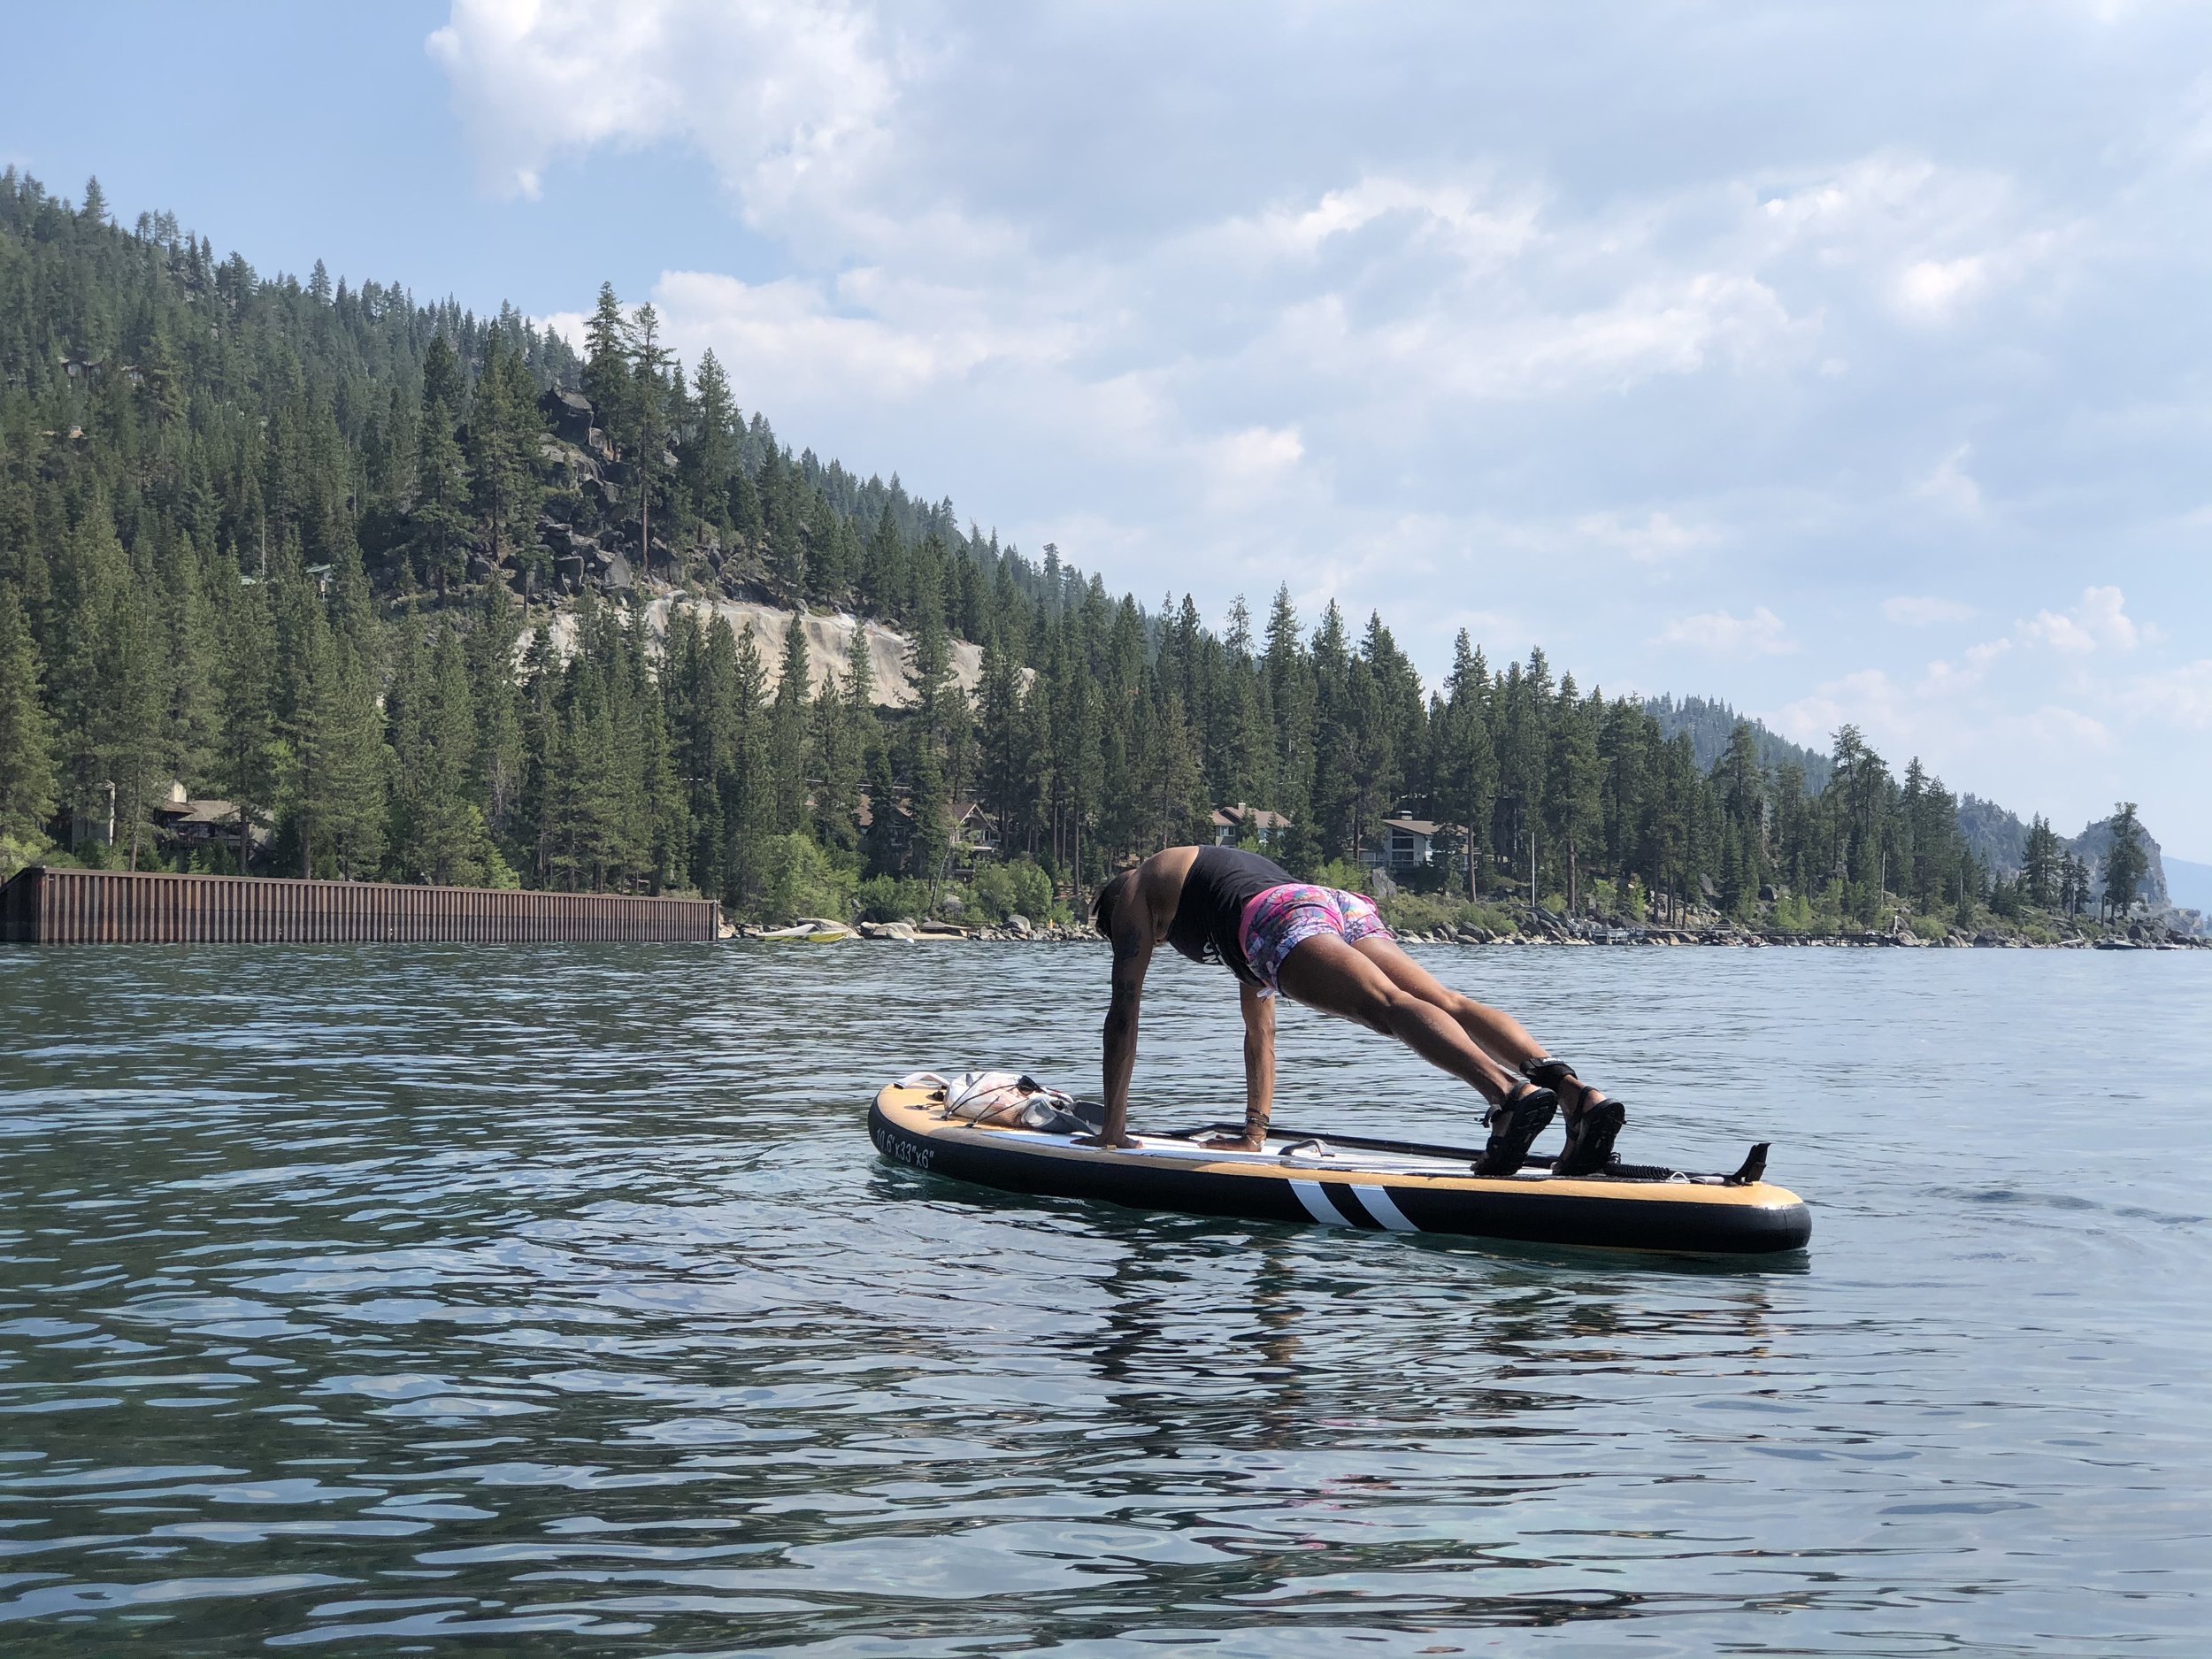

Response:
(49, 780), (267, 869)
(1366, 816), (1441, 872)
(1211, 803), (1292, 848)
(153, 782), (262, 853)
(954, 802), (1002, 862)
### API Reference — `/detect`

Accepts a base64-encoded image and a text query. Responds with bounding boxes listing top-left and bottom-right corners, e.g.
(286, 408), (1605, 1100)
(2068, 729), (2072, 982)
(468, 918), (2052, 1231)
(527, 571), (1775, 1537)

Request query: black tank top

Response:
(1166, 846), (1294, 986)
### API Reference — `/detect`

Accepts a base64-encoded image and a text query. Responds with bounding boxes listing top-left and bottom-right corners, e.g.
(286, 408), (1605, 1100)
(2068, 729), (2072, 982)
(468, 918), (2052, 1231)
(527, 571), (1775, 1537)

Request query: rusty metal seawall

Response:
(0, 867), (720, 946)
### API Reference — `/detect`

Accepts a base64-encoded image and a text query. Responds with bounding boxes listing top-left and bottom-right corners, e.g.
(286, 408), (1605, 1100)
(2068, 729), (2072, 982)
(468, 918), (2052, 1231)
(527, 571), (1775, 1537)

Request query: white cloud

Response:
(1754, 155), (2065, 325)
(2023, 704), (2114, 747)
(2121, 659), (2212, 727)
(1220, 175), (1541, 269)
(1203, 426), (1306, 511)
(1895, 256), (1987, 319)
(1574, 510), (1718, 565)
(1771, 667), (1903, 752)
(1884, 595), (1978, 626)
(1920, 637), (2012, 695)
(2019, 585), (2144, 653)
(1655, 606), (1794, 656)
(426, 0), (896, 234)
(651, 269), (1032, 400)
(1914, 444), (1983, 515)
(419, 2), (2212, 844)
(1773, 664), (2111, 790)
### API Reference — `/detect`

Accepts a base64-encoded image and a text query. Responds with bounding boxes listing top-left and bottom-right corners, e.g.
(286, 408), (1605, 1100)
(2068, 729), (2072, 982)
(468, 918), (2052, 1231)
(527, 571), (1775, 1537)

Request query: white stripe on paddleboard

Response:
(1356, 1186), (1419, 1233)
(1289, 1179), (1351, 1226)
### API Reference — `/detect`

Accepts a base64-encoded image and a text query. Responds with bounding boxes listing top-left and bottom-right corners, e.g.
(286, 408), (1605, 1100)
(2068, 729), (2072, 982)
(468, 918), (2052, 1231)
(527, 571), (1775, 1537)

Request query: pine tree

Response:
(768, 614), (813, 833)
(86, 550), (170, 870)
(627, 301), (672, 579)
(638, 667), (688, 893)
(1712, 719), (1764, 912)
(412, 396), (471, 591)
(467, 334), (541, 567)
(279, 588), (345, 876)
(0, 588), (58, 852)
(762, 447), (809, 603)
(323, 641), (389, 879)
(160, 540), (220, 795)
(391, 624), (502, 886)
(582, 282), (630, 449)
(862, 739), (901, 879)
(2022, 814), (2062, 910)
(1545, 680), (1602, 912)
(2101, 803), (2148, 921)
(1434, 632), (1495, 897)
(975, 633), (1025, 848)
(726, 622), (772, 901)
(467, 582), (526, 849)
(213, 565), (280, 873)
(420, 333), (465, 420)
(862, 503), (906, 616)
(685, 348), (737, 536)
(1263, 585), (1314, 837)
(1150, 689), (1208, 850)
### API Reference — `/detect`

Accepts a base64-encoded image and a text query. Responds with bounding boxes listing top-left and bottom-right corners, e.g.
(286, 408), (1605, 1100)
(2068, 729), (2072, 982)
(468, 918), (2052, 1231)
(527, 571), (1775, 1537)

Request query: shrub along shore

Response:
(728, 895), (2208, 950)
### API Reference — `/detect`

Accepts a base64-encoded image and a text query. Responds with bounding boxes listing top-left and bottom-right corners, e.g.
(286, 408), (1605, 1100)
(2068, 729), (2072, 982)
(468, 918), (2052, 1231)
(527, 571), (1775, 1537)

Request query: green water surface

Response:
(2, 942), (2208, 1655)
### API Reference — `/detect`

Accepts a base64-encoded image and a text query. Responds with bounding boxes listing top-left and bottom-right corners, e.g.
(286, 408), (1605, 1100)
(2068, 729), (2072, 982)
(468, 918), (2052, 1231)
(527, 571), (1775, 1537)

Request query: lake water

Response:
(2, 941), (2208, 1656)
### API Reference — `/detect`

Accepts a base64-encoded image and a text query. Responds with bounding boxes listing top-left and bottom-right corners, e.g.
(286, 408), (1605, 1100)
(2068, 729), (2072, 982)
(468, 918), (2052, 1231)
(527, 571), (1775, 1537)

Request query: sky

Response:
(6, 2), (2208, 855)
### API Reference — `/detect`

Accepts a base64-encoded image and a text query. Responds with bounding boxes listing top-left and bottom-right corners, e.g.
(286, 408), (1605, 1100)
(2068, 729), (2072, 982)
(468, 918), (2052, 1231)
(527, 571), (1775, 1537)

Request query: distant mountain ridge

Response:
(1644, 696), (1832, 791)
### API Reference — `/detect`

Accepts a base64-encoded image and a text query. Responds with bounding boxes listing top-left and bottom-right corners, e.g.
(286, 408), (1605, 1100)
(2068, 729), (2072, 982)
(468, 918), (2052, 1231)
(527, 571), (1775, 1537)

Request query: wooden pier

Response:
(0, 866), (720, 946)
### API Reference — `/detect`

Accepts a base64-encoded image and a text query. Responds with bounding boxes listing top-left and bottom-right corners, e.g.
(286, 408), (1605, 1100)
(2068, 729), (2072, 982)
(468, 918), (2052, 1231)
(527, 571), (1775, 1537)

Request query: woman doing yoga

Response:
(1085, 845), (1627, 1175)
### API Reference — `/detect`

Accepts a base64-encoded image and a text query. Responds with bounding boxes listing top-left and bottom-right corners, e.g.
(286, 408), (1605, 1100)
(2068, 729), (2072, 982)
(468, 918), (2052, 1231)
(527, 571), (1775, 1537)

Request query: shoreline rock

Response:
(726, 915), (2208, 949)
(1379, 924), (2210, 950)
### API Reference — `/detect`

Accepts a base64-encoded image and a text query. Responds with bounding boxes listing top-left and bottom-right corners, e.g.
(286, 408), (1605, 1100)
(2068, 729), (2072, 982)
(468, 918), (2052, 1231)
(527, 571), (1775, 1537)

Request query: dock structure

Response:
(0, 866), (720, 946)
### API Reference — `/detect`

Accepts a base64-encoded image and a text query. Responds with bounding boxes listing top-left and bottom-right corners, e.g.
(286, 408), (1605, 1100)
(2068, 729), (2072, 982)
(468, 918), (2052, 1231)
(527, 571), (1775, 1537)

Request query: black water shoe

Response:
(1475, 1084), (1557, 1177)
(1554, 1098), (1625, 1177)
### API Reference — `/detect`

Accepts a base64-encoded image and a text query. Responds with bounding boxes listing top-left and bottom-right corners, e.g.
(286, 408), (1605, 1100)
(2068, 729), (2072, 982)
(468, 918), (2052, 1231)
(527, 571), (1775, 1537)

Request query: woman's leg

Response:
(1273, 933), (1521, 1102)
(1349, 934), (1611, 1115)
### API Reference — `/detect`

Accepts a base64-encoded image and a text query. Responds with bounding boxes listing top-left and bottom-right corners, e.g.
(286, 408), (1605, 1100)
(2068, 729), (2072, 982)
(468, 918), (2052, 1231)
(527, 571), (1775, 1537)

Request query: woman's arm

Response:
(1208, 981), (1275, 1152)
(1085, 918), (1151, 1148)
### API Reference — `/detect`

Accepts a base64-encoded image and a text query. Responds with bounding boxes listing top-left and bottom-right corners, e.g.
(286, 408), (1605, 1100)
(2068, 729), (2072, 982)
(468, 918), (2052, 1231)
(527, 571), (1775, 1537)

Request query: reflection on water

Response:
(1, 941), (2208, 1655)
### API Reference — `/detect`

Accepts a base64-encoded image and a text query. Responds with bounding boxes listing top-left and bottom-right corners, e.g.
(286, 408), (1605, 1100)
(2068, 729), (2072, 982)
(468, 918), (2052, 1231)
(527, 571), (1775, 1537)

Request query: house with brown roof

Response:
(1365, 816), (1441, 872)
(1210, 803), (1292, 849)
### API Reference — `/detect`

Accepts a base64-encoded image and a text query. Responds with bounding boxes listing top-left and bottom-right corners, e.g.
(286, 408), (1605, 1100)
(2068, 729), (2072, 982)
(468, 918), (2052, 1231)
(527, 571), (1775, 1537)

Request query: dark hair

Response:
(1091, 870), (1133, 938)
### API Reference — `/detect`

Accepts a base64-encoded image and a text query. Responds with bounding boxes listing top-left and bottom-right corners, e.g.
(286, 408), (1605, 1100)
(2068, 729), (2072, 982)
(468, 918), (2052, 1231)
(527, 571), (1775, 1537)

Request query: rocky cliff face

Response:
(537, 598), (994, 710)
(513, 383), (999, 710)
(1959, 795), (2170, 910)
(2067, 815), (2169, 910)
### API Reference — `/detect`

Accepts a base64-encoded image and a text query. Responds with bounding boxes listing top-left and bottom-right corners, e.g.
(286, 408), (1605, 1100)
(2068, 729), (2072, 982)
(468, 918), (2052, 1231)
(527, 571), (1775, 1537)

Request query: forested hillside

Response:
(1645, 696), (1832, 792)
(0, 171), (2163, 928)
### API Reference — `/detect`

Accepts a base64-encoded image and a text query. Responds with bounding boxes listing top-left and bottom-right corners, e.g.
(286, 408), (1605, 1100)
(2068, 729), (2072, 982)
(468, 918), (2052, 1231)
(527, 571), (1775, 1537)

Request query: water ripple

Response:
(2, 942), (2208, 1655)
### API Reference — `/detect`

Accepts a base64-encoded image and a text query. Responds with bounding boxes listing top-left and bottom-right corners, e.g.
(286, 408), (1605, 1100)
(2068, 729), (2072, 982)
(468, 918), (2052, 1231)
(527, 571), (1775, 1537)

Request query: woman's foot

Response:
(1524, 1056), (1626, 1176)
(1555, 1098), (1624, 1176)
(1200, 1132), (1268, 1152)
(1475, 1083), (1557, 1176)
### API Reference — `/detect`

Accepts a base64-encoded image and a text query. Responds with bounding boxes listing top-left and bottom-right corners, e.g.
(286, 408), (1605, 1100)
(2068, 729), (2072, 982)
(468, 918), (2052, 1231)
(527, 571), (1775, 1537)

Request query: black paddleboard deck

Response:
(870, 1083), (1812, 1256)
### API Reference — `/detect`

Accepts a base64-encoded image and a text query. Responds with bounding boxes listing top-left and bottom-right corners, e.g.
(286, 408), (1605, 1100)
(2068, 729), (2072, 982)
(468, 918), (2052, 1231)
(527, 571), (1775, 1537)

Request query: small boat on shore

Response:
(869, 1078), (1811, 1256)
(759, 918), (856, 942)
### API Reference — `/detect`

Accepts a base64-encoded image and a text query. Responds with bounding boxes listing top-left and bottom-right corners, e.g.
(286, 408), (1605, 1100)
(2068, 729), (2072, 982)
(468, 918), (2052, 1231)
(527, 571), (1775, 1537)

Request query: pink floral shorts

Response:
(1237, 884), (1392, 997)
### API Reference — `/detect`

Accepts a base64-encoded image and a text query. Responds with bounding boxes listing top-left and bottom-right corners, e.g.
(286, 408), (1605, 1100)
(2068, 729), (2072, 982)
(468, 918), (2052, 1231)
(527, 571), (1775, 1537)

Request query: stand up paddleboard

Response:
(870, 1079), (1811, 1256)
